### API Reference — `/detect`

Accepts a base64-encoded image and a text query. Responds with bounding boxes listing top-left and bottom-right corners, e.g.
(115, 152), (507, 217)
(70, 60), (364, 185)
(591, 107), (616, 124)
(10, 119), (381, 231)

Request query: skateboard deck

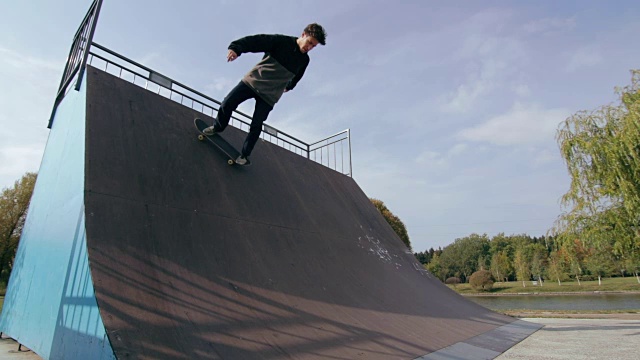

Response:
(194, 118), (249, 166)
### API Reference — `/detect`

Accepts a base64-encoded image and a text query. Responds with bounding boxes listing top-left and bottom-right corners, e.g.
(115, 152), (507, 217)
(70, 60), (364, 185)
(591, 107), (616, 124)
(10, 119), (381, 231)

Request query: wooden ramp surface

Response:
(84, 67), (525, 359)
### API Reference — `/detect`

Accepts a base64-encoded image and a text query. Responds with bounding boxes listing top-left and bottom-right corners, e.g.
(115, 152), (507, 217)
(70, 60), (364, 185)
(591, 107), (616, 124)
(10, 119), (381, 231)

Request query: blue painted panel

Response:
(0, 75), (115, 360)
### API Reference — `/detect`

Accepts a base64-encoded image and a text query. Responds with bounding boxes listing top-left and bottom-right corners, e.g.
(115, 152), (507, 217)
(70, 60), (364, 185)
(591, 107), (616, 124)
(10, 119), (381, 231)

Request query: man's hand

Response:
(227, 50), (238, 62)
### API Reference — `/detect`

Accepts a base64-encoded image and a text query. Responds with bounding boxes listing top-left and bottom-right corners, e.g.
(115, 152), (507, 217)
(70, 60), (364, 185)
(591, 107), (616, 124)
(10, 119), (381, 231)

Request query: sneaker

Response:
(235, 155), (248, 165)
(203, 126), (216, 136)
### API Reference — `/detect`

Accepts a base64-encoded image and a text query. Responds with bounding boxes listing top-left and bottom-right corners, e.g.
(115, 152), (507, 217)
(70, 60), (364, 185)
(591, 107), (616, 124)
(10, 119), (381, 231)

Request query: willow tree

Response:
(554, 70), (640, 281)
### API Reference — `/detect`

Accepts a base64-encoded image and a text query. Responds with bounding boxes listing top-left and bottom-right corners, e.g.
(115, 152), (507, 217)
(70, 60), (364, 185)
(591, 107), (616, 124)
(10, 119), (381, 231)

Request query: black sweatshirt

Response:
(228, 34), (310, 107)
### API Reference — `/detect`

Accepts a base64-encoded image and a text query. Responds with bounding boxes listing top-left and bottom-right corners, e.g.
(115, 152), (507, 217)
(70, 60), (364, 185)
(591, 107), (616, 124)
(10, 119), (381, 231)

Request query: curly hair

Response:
(303, 23), (327, 45)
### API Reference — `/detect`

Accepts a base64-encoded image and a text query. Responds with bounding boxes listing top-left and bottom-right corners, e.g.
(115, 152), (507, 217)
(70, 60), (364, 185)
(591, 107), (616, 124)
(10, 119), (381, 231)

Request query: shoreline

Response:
(460, 290), (640, 297)
(460, 291), (640, 320)
(503, 309), (640, 320)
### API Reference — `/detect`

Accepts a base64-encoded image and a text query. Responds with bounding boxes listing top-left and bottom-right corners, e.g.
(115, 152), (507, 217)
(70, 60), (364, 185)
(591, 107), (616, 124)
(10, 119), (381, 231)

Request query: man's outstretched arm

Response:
(227, 34), (277, 58)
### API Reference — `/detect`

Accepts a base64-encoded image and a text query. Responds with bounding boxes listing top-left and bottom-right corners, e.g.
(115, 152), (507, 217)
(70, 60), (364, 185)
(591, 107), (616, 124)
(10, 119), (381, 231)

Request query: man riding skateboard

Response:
(203, 23), (327, 165)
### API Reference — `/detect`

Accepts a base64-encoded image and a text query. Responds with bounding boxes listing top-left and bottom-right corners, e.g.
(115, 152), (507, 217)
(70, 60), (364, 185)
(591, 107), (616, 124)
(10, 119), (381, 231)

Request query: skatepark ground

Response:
(496, 316), (640, 360)
(2, 314), (638, 360)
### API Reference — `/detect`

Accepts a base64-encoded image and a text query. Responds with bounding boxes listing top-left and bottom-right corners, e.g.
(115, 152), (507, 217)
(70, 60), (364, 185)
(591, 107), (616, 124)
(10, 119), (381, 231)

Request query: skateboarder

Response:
(203, 23), (327, 165)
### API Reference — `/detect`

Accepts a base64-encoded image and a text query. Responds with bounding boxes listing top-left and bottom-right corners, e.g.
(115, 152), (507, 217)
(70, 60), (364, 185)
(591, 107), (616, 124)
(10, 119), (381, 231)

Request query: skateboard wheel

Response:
(227, 159), (234, 165)
(198, 135), (204, 141)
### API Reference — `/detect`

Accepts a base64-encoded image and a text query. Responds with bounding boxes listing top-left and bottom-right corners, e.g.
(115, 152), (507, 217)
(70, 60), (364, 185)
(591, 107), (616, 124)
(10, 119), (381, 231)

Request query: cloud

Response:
(135, 51), (170, 72)
(0, 145), (45, 188)
(416, 150), (447, 167)
(440, 77), (490, 114)
(413, 143), (468, 175)
(448, 143), (468, 157)
(566, 45), (603, 72)
(513, 84), (531, 97)
(205, 77), (236, 93)
(532, 148), (559, 167)
(457, 102), (570, 146)
(308, 72), (372, 98)
(440, 36), (527, 113)
(0, 46), (59, 72)
(0, 46), (59, 188)
(0, 46), (60, 103)
(522, 17), (576, 34)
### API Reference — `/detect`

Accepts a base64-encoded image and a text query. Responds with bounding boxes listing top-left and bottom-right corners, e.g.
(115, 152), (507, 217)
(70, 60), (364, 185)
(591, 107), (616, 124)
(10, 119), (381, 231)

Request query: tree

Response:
(546, 250), (568, 286)
(370, 198), (411, 250)
(513, 247), (531, 287)
(490, 250), (512, 283)
(439, 233), (490, 282)
(0, 172), (37, 285)
(445, 277), (461, 287)
(414, 250), (431, 264)
(469, 270), (494, 291)
(585, 244), (616, 285)
(564, 239), (588, 285)
(426, 252), (445, 281)
(554, 69), (640, 274)
(529, 243), (548, 286)
(624, 254), (640, 284)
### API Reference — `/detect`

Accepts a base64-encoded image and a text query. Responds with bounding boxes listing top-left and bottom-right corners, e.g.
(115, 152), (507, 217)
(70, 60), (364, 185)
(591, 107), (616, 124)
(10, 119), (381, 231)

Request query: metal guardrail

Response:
(48, 0), (352, 176)
(85, 44), (352, 176)
(309, 130), (352, 176)
(48, 0), (103, 129)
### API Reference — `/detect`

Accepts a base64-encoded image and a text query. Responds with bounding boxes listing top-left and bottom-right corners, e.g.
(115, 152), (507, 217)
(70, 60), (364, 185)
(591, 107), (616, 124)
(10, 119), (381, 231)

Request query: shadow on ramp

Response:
(84, 66), (531, 359)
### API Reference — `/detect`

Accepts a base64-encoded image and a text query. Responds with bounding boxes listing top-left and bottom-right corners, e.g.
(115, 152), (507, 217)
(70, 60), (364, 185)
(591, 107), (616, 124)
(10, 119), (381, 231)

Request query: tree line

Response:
(415, 70), (640, 286)
(415, 232), (639, 286)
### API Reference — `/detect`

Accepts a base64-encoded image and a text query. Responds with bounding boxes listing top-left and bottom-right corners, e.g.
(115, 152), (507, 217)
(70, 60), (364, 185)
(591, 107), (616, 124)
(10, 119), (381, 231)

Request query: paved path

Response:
(1, 317), (639, 359)
(0, 337), (40, 360)
(497, 318), (640, 360)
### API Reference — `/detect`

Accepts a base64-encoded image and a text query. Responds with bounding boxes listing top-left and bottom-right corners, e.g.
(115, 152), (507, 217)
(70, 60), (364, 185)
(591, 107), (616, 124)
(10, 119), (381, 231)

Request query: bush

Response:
(469, 270), (495, 291)
(445, 277), (461, 286)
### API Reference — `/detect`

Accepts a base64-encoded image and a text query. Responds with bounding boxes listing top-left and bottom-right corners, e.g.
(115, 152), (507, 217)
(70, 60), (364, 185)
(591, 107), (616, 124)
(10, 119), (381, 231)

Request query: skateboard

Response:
(194, 118), (250, 166)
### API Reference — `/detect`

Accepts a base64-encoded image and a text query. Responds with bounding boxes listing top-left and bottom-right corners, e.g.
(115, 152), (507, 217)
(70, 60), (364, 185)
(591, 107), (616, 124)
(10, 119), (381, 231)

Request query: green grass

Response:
(448, 276), (640, 295)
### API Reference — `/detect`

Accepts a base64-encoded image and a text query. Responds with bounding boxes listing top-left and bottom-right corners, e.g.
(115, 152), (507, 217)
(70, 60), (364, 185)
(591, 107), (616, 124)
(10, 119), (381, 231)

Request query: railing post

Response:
(74, 0), (103, 91)
(348, 129), (353, 177)
(47, 0), (103, 128)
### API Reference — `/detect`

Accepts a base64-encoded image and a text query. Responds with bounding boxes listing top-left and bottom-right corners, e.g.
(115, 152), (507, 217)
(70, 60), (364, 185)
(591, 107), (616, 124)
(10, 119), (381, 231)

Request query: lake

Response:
(467, 292), (640, 311)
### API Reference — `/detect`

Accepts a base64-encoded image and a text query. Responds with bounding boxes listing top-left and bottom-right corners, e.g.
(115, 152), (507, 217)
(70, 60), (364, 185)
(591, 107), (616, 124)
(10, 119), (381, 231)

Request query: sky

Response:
(2, 0), (640, 252)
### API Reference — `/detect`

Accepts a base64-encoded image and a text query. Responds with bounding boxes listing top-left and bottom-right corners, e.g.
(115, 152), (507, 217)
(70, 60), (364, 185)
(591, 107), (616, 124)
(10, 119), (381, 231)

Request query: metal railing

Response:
(48, 0), (103, 128)
(309, 130), (352, 176)
(48, 0), (352, 176)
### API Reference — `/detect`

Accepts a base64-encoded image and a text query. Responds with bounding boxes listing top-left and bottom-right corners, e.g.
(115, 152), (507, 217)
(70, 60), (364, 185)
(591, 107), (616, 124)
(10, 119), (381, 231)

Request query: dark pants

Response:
(214, 81), (273, 157)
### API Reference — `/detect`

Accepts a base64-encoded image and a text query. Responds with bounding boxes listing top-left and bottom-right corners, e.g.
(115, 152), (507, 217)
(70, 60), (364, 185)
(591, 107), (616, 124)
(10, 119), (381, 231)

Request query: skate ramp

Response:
(83, 66), (533, 359)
